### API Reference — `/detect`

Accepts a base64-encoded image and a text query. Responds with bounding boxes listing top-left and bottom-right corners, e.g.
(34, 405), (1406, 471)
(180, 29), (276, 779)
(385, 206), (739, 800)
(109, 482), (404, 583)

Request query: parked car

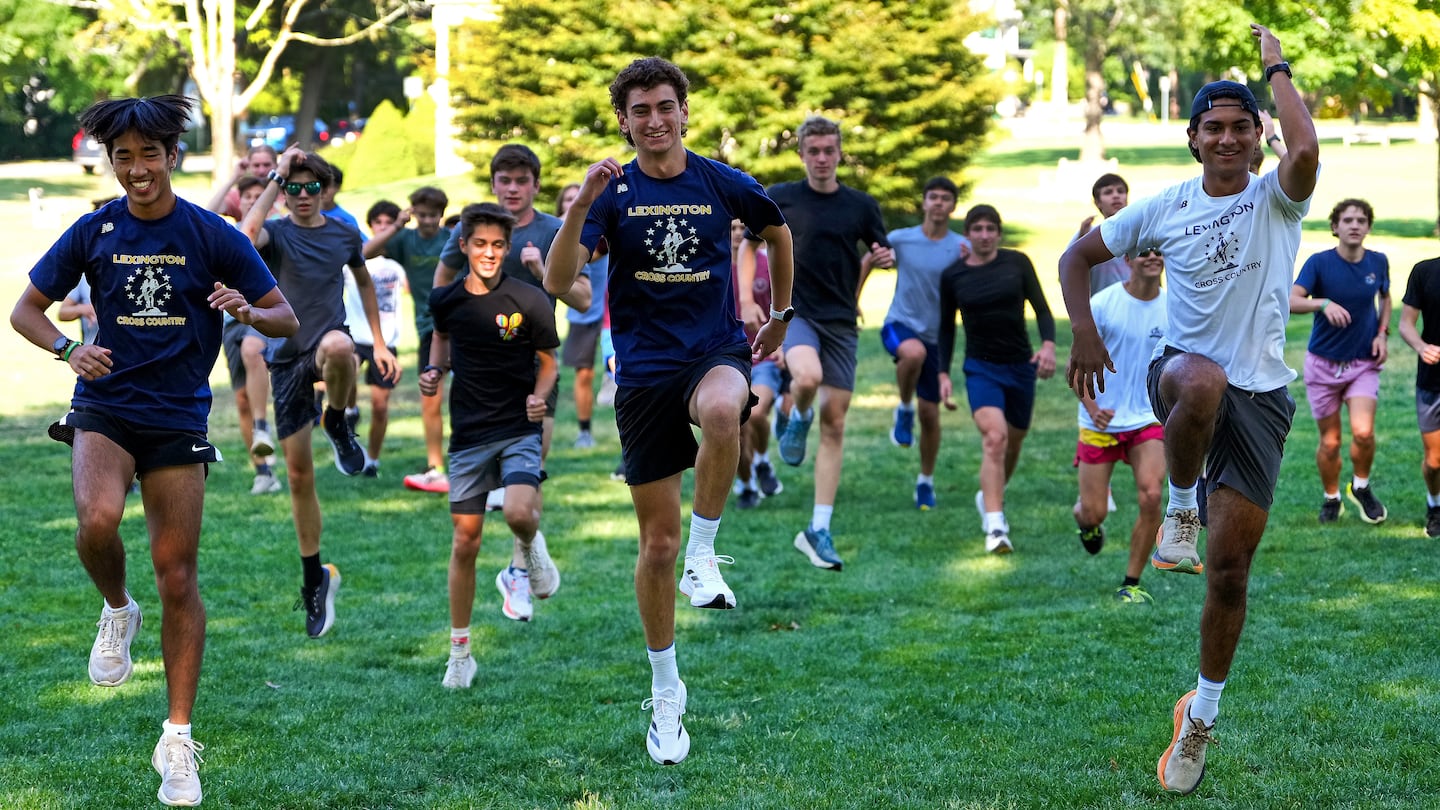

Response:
(243, 115), (330, 151)
(331, 117), (367, 143)
(73, 131), (185, 174)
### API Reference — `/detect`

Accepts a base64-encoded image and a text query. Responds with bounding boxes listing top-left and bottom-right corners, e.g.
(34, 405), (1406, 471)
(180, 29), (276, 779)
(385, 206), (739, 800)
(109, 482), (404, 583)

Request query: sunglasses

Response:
(283, 180), (323, 196)
(1137, 247), (1163, 258)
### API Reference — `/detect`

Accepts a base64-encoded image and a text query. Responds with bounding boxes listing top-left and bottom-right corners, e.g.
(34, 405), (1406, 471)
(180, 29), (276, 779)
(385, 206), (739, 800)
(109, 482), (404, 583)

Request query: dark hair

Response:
(409, 185), (449, 211)
(609, 58), (689, 146)
(964, 204), (1002, 232)
(444, 213), (461, 229)
(367, 199), (402, 225)
(236, 176), (265, 195)
(1187, 80), (1262, 162)
(1329, 198), (1374, 230)
(556, 183), (581, 216)
(458, 202), (516, 244)
(78, 94), (192, 159)
(287, 151), (335, 187)
(923, 176), (958, 198)
(797, 115), (841, 150)
(1091, 173), (1128, 201)
(328, 164), (345, 190)
(490, 144), (541, 182)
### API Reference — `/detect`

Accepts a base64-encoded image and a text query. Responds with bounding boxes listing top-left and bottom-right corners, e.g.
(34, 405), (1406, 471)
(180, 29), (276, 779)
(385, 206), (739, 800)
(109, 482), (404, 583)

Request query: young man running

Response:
(1061, 23), (1318, 796)
(545, 57), (793, 765)
(11, 94), (296, 806)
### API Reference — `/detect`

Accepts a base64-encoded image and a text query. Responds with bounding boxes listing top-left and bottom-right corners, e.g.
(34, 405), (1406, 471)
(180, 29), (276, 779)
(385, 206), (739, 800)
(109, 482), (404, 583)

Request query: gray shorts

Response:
(222, 319), (268, 389)
(784, 317), (859, 391)
(449, 432), (544, 514)
(751, 359), (781, 395)
(1417, 388), (1440, 434)
(1147, 349), (1295, 511)
(562, 320), (603, 369)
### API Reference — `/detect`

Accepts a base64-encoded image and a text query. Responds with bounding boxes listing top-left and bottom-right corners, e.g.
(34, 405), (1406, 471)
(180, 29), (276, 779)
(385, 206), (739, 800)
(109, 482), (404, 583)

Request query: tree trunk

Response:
(209, 2), (238, 184)
(1080, 59), (1105, 162)
(296, 53), (329, 151)
(1050, 0), (1069, 106)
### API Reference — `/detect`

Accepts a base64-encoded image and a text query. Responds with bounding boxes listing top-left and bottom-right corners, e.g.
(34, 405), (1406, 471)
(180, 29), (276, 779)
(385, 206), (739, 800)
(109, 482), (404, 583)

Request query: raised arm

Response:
(546, 158), (623, 297)
(1254, 24), (1317, 202)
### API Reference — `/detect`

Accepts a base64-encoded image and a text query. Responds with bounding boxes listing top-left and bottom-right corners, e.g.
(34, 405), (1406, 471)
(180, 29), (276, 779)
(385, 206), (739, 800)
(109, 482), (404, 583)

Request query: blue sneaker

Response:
(891, 406), (915, 447)
(915, 481), (936, 511)
(774, 407), (789, 441)
(778, 408), (813, 466)
(793, 526), (843, 570)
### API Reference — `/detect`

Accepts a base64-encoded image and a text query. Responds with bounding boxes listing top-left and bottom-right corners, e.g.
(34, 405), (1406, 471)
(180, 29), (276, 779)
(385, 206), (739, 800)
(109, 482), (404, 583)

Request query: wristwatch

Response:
(52, 335), (71, 356)
(770, 306), (795, 323)
(1263, 62), (1292, 83)
(266, 169), (286, 186)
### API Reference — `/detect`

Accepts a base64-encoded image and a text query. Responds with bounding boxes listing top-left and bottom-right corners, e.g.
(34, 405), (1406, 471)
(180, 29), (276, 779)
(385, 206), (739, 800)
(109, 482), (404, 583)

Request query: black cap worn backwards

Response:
(1189, 80), (1261, 126)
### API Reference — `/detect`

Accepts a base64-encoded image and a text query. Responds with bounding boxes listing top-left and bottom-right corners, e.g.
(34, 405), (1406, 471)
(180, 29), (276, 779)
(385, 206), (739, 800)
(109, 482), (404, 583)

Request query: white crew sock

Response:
(917, 473), (934, 486)
(1190, 674), (1225, 725)
(1352, 475), (1370, 490)
(647, 643), (679, 695)
(810, 504), (834, 532)
(685, 513), (720, 559)
(162, 720), (191, 739)
(1168, 481), (1198, 513)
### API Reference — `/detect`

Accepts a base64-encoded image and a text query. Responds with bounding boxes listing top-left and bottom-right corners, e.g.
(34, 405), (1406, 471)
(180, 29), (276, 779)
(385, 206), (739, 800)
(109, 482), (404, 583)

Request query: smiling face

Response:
(464, 223), (509, 282)
(618, 83), (688, 158)
(110, 129), (176, 219)
(1188, 104), (1259, 177)
(1127, 247), (1165, 281)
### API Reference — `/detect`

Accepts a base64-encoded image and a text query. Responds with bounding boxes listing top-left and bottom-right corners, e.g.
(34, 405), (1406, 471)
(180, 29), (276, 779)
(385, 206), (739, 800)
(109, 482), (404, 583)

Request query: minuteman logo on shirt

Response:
(627, 205), (716, 284)
(114, 253), (188, 327)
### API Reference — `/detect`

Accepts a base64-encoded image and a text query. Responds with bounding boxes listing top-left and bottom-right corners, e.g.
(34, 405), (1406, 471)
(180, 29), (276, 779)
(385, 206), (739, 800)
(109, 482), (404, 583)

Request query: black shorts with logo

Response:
(50, 406), (219, 476)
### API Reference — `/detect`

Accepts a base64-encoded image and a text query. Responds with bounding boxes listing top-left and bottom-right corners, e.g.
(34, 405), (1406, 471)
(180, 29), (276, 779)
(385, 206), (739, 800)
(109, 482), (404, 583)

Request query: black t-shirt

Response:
(766, 180), (888, 323)
(261, 217), (364, 361)
(938, 248), (1056, 371)
(430, 275), (560, 450)
(1403, 257), (1440, 391)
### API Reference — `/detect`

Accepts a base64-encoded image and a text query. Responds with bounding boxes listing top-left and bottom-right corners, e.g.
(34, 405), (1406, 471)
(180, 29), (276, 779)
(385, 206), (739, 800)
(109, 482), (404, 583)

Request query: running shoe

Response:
(985, 528), (1013, 555)
(679, 554), (737, 609)
(524, 531), (560, 599)
(1157, 690), (1217, 795)
(249, 427), (274, 458)
(295, 563), (341, 638)
(890, 406), (915, 447)
(442, 652), (477, 689)
(250, 472), (282, 495)
(793, 526), (843, 570)
(1152, 509), (1204, 574)
(1346, 483), (1388, 524)
(754, 461), (783, 497)
(152, 733), (204, 806)
(574, 430), (595, 450)
(915, 481), (936, 511)
(496, 566), (533, 621)
(736, 488), (761, 510)
(1318, 497), (1343, 524)
(90, 598), (141, 686)
(778, 408), (813, 466)
(1114, 584), (1154, 604)
(362, 459), (380, 478)
(403, 467), (450, 494)
(643, 680), (690, 766)
(1428, 505), (1440, 539)
(1078, 524), (1105, 555)
(321, 408), (367, 476)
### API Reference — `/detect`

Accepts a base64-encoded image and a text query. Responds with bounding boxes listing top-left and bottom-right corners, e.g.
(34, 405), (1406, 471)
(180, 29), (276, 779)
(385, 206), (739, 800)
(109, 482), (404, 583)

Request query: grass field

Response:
(1, 128), (1438, 808)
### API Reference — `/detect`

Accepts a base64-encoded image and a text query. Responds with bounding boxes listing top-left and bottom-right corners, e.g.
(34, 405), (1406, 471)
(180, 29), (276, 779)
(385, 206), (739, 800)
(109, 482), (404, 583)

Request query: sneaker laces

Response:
(688, 555), (734, 589)
(1166, 511), (1201, 552)
(293, 586), (320, 620)
(94, 609), (131, 656)
(1178, 715), (1218, 761)
(161, 736), (204, 778)
(641, 692), (684, 733)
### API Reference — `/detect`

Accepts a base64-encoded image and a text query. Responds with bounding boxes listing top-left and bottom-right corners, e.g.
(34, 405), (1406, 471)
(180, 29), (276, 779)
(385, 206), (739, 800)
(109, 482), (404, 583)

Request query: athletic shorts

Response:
(963, 356), (1038, 430)
(615, 347), (755, 486)
(784, 317), (860, 391)
(880, 321), (940, 403)
(355, 343), (398, 390)
(751, 359), (782, 396)
(222, 319), (270, 389)
(1147, 348), (1295, 511)
(270, 345), (325, 441)
(562, 320), (603, 369)
(49, 405), (220, 475)
(1417, 388), (1440, 434)
(1302, 352), (1381, 420)
(1073, 423), (1164, 467)
(448, 432), (544, 514)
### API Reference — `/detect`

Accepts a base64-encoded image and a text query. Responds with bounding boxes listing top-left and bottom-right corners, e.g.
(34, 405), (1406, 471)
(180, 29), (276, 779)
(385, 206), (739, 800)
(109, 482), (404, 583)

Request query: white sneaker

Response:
(643, 680), (690, 765)
(90, 599), (141, 686)
(250, 427), (274, 457)
(524, 531), (561, 599)
(678, 555), (736, 609)
(442, 652), (477, 689)
(985, 529), (1013, 555)
(152, 733), (204, 806)
(496, 567), (533, 621)
(250, 472), (282, 495)
(486, 488), (506, 512)
(1153, 509), (1205, 574)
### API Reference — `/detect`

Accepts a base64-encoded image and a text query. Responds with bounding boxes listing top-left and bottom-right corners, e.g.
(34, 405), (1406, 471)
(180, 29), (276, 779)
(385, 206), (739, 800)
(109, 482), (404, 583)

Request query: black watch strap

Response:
(1264, 62), (1292, 83)
(266, 169), (286, 186)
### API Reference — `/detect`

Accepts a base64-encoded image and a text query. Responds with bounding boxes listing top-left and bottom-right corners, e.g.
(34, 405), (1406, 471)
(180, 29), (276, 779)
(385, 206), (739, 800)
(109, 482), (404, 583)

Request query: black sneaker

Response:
(736, 489), (761, 510)
(1346, 483), (1387, 524)
(1427, 506), (1440, 538)
(754, 461), (783, 497)
(1318, 497), (1343, 524)
(345, 407), (360, 436)
(322, 408), (367, 476)
(1078, 524), (1105, 555)
(294, 564), (341, 638)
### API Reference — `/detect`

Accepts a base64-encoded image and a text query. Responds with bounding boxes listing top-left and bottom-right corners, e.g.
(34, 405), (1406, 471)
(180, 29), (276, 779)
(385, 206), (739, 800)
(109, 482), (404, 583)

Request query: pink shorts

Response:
(1074, 423), (1165, 466)
(1302, 352), (1381, 419)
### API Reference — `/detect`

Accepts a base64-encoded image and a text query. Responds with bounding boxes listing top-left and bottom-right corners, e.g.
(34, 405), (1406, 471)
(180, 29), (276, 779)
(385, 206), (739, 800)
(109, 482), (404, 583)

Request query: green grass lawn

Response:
(1, 133), (1439, 808)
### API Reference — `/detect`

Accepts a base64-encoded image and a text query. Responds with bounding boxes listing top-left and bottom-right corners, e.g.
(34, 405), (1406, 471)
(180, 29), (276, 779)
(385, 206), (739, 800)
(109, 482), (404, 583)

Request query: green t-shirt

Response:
(385, 227), (451, 336)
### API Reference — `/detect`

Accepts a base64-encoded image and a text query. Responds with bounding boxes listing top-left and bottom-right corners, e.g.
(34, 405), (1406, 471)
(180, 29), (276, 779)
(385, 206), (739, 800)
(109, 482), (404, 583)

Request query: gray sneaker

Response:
(1158, 690), (1216, 795)
(250, 472), (282, 495)
(1152, 509), (1204, 574)
(90, 599), (141, 686)
(523, 531), (561, 599)
(152, 732), (204, 806)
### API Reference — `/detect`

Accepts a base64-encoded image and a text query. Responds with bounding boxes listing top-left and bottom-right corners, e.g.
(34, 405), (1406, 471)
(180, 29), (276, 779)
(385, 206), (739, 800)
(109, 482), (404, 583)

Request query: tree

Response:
(451, 0), (1000, 218)
(1356, 0), (1440, 226)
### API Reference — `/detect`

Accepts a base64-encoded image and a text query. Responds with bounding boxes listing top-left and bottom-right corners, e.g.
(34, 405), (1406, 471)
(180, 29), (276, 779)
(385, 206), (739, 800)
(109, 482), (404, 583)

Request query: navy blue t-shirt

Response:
(580, 151), (785, 387)
(1294, 248), (1390, 362)
(29, 197), (278, 431)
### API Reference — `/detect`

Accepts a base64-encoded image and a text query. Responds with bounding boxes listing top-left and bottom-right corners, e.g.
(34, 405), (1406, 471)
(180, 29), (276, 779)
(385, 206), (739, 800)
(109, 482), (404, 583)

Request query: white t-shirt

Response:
(1100, 170), (1310, 392)
(343, 257), (406, 347)
(1079, 283), (1167, 433)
